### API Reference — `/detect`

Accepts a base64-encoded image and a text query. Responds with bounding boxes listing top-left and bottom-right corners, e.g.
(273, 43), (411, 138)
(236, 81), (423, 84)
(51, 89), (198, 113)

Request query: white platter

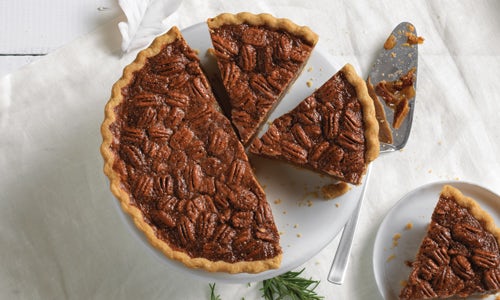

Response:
(373, 181), (500, 299)
(115, 22), (367, 283)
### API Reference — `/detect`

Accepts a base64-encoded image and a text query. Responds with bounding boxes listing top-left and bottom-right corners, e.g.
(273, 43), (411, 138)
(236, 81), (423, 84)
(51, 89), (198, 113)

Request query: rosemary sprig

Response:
(260, 269), (324, 300)
(209, 283), (222, 300)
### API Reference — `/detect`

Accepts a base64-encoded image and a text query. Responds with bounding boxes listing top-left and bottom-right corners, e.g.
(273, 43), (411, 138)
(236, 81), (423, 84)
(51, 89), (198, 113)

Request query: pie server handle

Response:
(327, 166), (372, 284)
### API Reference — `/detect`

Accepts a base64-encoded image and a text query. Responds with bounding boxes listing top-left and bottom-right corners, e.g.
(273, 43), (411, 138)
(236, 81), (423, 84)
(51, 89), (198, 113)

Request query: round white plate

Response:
(115, 22), (366, 283)
(373, 181), (500, 300)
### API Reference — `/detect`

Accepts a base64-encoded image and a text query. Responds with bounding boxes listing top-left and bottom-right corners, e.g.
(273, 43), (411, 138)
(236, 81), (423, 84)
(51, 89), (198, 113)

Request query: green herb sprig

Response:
(209, 283), (221, 300)
(260, 269), (324, 300)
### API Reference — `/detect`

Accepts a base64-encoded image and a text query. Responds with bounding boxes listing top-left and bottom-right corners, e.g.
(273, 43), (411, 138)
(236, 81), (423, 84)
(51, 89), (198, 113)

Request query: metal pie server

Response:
(328, 22), (419, 284)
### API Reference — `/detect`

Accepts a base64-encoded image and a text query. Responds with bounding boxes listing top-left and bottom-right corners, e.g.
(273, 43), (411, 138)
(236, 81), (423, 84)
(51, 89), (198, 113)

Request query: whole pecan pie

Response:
(400, 185), (500, 299)
(101, 27), (281, 273)
(207, 12), (318, 145)
(249, 64), (379, 185)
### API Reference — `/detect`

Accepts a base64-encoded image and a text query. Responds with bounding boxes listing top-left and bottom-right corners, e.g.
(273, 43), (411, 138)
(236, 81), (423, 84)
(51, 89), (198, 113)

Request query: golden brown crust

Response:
(207, 12), (319, 46)
(340, 64), (380, 163)
(442, 185), (500, 247)
(367, 77), (393, 144)
(101, 26), (281, 274)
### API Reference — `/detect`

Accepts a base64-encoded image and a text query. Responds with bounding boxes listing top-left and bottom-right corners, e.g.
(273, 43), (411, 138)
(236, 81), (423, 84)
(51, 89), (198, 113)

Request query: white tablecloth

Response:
(1, 0), (500, 299)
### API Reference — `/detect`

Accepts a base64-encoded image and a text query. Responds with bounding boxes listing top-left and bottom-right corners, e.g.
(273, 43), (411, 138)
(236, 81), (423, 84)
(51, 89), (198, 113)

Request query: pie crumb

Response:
(384, 34), (397, 50)
(428, 169), (432, 174)
(307, 67), (313, 72)
(282, 210), (287, 215)
(400, 280), (408, 287)
(387, 254), (396, 262)
(405, 222), (413, 230)
(296, 233), (302, 238)
(293, 224), (299, 229)
(274, 199), (282, 205)
(306, 80), (313, 87)
(392, 233), (401, 248)
(321, 182), (350, 199)
(335, 203), (340, 208)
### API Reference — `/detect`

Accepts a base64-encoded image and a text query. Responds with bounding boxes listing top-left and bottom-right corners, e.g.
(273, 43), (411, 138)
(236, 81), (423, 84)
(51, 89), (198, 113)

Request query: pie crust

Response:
(101, 26), (282, 274)
(400, 185), (500, 299)
(207, 12), (319, 145)
(249, 64), (379, 185)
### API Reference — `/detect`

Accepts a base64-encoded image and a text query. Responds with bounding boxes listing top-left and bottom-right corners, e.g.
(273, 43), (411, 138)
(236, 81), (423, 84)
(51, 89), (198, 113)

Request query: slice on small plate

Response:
(373, 181), (500, 300)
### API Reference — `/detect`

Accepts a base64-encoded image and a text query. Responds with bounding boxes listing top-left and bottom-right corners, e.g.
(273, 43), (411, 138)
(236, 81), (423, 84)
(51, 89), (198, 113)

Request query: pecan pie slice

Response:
(400, 185), (500, 299)
(101, 27), (281, 273)
(207, 12), (318, 145)
(249, 64), (379, 185)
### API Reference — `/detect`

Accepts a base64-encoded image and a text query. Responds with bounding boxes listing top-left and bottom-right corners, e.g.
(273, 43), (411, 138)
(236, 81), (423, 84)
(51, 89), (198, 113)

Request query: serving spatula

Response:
(328, 22), (419, 284)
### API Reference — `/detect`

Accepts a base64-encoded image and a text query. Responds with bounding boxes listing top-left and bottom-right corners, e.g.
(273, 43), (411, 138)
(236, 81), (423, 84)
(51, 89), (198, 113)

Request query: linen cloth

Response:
(1, 0), (500, 299)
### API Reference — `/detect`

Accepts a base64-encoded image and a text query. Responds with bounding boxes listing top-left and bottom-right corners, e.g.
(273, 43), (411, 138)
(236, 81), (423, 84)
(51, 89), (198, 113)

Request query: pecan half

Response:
(472, 249), (499, 268)
(240, 44), (257, 71)
(177, 216), (196, 245)
(451, 255), (474, 280)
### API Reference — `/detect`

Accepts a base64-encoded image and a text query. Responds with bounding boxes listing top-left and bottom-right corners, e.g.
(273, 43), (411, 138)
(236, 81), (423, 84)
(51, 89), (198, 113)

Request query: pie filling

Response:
(400, 185), (500, 299)
(249, 64), (379, 185)
(208, 13), (318, 145)
(102, 27), (281, 273)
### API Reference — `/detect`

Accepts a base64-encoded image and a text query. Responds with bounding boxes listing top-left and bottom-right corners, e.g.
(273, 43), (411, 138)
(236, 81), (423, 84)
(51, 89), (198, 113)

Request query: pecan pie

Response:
(400, 185), (500, 299)
(101, 27), (282, 273)
(207, 12), (318, 145)
(249, 64), (379, 185)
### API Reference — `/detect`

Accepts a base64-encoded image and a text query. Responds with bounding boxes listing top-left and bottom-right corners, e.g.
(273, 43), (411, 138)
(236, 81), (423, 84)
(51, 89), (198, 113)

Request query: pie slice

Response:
(400, 185), (500, 299)
(249, 64), (379, 185)
(101, 27), (282, 273)
(207, 12), (319, 145)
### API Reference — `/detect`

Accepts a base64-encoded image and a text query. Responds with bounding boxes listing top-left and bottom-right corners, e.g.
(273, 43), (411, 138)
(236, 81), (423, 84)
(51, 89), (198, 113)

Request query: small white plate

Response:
(373, 181), (500, 300)
(115, 22), (368, 283)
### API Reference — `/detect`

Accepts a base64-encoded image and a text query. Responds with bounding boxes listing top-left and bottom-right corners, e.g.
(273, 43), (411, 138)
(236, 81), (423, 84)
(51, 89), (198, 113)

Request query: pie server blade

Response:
(368, 21), (419, 152)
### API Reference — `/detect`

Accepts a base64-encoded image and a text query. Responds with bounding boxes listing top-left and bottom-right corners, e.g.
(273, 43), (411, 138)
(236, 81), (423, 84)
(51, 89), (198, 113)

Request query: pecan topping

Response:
(152, 58), (185, 76)
(427, 247), (450, 266)
(452, 223), (483, 248)
(178, 216), (196, 245)
(209, 22), (315, 147)
(212, 35), (239, 59)
(451, 255), (474, 280)
(228, 160), (248, 186)
(484, 269), (500, 290)
(108, 26), (283, 269)
(164, 91), (189, 108)
(250, 74), (275, 99)
(152, 210), (176, 228)
(240, 44), (257, 71)
(122, 127), (145, 144)
(121, 145), (145, 169)
(136, 107), (157, 128)
(231, 212), (254, 228)
(419, 258), (439, 281)
(291, 123), (312, 149)
(197, 212), (217, 241)
(242, 27), (267, 46)
(281, 140), (308, 164)
(472, 249), (499, 268)
(133, 93), (162, 107)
